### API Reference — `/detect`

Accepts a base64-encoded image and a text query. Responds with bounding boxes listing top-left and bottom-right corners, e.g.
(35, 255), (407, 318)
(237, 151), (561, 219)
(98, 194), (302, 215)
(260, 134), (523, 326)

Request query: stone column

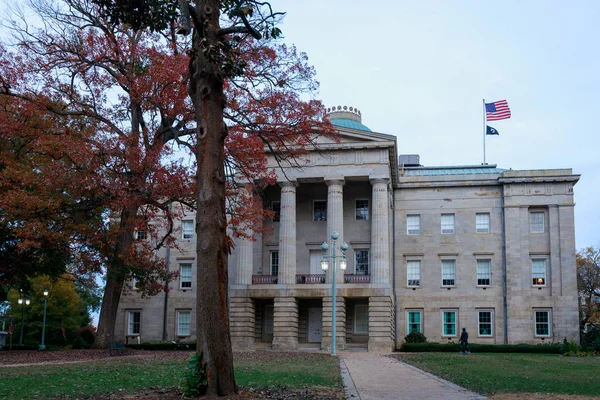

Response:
(235, 187), (253, 284)
(370, 179), (390, 284)
(326, 179), (345, 284)
(279, 181), (297, 285)
(321, 296), (346, 352)
(368, 296), (394, 352)
(229, 297), (255, 349)
(272, 297), (298, 350)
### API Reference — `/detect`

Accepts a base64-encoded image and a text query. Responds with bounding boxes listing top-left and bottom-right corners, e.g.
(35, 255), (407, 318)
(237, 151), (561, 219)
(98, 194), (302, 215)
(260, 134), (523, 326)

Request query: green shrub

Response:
(72, 336), (87, 349)
(560, 337), (580, 354)
(400, 342), (561, 354)
(404, 331), (427, 343)
(582, 326), (600, 349)
(181, 352), (208, 397)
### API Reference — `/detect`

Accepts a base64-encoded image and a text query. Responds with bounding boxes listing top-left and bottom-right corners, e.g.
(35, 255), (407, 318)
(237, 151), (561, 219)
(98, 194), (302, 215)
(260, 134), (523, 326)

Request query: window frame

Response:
(476, 213), (490, 233)
(270, 251), (279, 276)
(530, 211), (545, 233)
(355, 199), (369, 220)
(477, 310), (494, 337)
(354, 249), (370, 275)
(441, 310), (458, 337)
(407, 260), (421, 287)
(182, 219), (194, 239)
(441, 259), (456, 287)
(441, 214), (455, 234)
(136, 231), (148, 240)
(532, 258), (547, 286)
(177, 310), (192, 336)
(312, 200), (327, 222)
(127, 311), (141, 335)
(354, 304), (369, 334)
(476, 259), (492, 286)
(271, 201), (280, 222)
(406, 310), (423, 334)
(179, 263), (192, 289)
(406, 214), (421, 235)
(534, 309), (551, 337)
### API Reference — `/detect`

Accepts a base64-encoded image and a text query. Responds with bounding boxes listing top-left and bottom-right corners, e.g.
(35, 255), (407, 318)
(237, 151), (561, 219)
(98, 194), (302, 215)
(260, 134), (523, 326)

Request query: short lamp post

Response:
(39, 288), (49, 351)
(17, 297), (30, 346)
(321, 231), (348, 356)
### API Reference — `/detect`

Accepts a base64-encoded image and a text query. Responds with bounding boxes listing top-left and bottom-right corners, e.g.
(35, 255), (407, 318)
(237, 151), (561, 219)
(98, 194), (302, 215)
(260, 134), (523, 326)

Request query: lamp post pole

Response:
(18, 297), (30, 346)
(321, 232), (348, 357)
(40, 289), (49, 350)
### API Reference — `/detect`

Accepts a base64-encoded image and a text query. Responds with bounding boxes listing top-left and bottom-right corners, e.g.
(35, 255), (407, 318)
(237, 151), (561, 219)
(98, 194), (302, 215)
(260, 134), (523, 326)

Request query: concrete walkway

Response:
(340, 352), (486, 400)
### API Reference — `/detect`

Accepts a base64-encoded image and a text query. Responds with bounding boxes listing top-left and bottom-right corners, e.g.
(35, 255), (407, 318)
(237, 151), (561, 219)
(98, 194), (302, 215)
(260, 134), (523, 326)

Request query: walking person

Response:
(459, 328), (469, 354)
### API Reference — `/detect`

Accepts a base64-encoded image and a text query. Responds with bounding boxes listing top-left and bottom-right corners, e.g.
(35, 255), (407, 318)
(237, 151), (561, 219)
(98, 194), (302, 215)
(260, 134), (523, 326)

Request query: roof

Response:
(403, 165), (505, 176)
(330, 118), (372, 132)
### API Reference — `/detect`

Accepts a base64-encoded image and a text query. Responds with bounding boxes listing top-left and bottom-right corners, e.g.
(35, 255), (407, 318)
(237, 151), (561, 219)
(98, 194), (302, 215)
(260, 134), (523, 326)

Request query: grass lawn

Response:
(394, 352), (600, 396)
(0, 352), (341, 399)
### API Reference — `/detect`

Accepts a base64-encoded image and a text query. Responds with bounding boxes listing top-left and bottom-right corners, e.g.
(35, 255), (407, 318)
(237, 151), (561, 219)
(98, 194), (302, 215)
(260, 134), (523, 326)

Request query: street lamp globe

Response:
(25, 299), (30, 305)
(43, 289), (49, 297)
(321, 259), (329, 271)
(18, 298), (23, 305)
(340, 259), (347, 270)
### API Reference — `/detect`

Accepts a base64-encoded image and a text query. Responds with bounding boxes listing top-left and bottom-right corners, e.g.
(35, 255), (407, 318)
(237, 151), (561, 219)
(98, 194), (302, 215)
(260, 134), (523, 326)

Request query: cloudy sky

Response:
(280, 0), (599, 249)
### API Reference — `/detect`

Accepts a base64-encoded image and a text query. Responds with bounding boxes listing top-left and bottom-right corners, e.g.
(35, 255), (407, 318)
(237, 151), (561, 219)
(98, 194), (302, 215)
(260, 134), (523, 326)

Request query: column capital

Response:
(279, 180), (298, 188)
(369, 177), (389, 185)
(325, 178), (345, 186)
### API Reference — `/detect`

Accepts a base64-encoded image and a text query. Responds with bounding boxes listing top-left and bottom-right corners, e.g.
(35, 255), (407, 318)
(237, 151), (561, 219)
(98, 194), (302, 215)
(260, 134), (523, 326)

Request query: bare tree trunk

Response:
(95, 208), (136, 348)
(190, 0), (237, 395)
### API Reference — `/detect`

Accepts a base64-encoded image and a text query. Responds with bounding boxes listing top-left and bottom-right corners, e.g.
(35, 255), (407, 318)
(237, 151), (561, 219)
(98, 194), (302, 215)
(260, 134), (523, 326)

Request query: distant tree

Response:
(577, 246), (600, 331)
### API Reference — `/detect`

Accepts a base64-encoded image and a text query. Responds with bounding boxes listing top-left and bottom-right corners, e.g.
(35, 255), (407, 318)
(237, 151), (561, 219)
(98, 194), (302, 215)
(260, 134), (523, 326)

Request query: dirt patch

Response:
(490, 395), (600, 400)
(84, 387), (342, 399)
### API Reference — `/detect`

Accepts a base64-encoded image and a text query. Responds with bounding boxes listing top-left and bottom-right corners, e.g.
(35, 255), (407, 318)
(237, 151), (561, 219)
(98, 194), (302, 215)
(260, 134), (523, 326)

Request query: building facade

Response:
(115, 107), (580, 351)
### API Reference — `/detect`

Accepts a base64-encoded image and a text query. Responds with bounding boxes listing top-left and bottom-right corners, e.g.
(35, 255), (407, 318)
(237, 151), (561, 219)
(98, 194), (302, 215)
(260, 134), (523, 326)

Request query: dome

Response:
(329, 118), (372, 132)
(325, 106), (371, 132)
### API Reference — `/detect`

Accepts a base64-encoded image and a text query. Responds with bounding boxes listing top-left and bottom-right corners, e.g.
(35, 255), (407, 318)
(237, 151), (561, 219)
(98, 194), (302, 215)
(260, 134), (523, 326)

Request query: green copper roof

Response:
(330, 118), (372, 132)
(403, 165), (505, 176)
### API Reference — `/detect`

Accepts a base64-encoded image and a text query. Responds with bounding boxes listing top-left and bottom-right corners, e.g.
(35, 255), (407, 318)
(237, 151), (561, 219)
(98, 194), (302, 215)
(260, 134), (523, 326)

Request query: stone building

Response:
(115, 106), (580, 351)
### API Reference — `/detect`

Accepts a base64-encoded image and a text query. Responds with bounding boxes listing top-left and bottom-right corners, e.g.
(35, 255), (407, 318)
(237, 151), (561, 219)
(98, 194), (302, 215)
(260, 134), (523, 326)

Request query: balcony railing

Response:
(295, 274), (326, 284)
(252, 275), (278, 284)
(344, 274), (371, 283)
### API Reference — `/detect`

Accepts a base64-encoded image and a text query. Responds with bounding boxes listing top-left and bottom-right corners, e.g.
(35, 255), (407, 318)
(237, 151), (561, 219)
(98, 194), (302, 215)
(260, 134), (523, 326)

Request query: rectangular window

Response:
(264, 305), (274, 334)
(476, 213), (490, 233)
(442, 310), (457, 336)
(477, 259), (491, 286)
(179, 263), (192, 288)
(177, 311), (191, 336)
(355, 200), (369, 220)
(313, 200), (327, 221)
(270, 251), (279, 276)
(355, 250), (369, 275)
(441, 214), (455, 234)
(532, 259), (546, 286)
(136, 231), (147, 240)
(407, 215), (420, 235)
(407, 260), (421, 287)
(530, 212), (545, 233)
(182, 220), (194, 239)
(128, 311), (140, 335)
(271, 201), (280, 222)
(407, 311), (422, 334)
(535, 310), (551, 337)
(478, 310), (493, 336)
(442, 260), (456, 286)
(354, 304), (369, 334)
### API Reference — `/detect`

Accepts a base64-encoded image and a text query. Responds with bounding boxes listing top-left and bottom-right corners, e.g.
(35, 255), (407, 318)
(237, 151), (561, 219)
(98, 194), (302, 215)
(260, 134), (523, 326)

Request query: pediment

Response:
(316, 128), (395, 145)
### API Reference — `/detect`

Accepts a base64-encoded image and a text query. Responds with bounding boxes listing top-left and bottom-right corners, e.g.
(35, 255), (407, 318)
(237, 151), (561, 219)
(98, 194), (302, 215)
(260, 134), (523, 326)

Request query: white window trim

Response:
(530, 211), (545, 233)
(441, 309), (458, 337)
(406, 260), (421, 287)
(441, 259), (456, 287)
(476, 213), (490, 234)
(127, 311), (141, 336)
(534, 309), (552, 337)
(355, 199), (369, 221)
(182, 219), (194, 239)
(441, 214), (455, 234)
(179, 263), (192, 289)
(406, 214), (421, 235)
(136, 231), (148, 240)
(477, 309), (494, 337)
(312, 200), (327, 222)
(532, 258), (547, 287)
(476, 259), (492, 287)
(354, 304), (369, 334)
(406, 310), (423, 335)
(177, 310), (191, 336)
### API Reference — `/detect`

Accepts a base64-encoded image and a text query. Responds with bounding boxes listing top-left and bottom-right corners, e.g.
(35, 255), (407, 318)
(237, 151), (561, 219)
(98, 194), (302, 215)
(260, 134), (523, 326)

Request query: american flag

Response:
(485, 100), (511, 121)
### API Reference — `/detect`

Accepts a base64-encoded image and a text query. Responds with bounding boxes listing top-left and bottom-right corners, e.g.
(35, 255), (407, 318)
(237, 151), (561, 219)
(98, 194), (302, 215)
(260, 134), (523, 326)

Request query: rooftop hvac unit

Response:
(399, 154), (420, 167)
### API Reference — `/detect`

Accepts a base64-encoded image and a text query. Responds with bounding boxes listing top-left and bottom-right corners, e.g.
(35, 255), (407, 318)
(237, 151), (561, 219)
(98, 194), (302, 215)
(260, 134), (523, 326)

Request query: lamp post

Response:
(321, 231), (348, 356)
(39, 288), (49, 350)
(17, 297), (30, 346)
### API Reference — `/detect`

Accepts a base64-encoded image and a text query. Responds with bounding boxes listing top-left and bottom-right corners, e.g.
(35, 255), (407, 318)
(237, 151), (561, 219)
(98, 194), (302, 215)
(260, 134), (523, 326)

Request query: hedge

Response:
(126, 342), (196, 351)
(399, 342), (561, 354)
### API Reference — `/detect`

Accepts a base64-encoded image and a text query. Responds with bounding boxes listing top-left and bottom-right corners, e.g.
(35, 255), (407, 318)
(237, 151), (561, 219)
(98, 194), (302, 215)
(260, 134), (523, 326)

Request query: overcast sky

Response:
(280, 0), (599, 250)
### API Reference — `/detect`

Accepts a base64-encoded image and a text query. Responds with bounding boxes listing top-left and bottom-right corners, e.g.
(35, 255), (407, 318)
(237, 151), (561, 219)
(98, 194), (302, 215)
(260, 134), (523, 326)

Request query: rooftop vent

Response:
(399, 154), (420, 167)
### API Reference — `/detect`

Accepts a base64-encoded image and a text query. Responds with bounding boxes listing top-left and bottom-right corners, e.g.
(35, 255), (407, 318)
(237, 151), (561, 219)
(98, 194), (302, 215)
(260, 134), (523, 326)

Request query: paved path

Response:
(340, 352), (486, 400)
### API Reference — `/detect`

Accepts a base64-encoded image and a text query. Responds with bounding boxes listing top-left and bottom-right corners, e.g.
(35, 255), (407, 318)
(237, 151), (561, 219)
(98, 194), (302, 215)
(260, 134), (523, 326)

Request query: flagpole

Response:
(482, 98), (486, 165)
